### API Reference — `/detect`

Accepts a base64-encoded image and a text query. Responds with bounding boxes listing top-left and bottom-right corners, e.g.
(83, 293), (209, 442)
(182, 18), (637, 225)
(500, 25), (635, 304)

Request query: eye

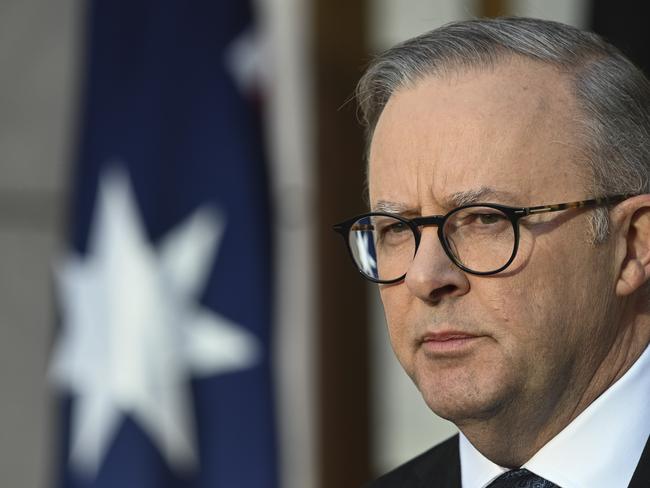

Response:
(375, 218), (411, 245)
(476, 212), (506, 225)
(447, 207), (511, 234)
(454, 211), (506, 225)
(385, 221), (408, 233)
(378, 221), (406, 237)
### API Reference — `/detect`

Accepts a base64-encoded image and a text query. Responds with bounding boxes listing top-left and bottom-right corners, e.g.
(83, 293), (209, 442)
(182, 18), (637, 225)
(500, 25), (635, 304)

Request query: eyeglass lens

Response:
(347, 207), (517, 281)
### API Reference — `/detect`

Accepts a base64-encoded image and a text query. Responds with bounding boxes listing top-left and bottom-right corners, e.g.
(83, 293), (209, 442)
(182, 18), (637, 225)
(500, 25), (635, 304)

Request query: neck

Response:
(458, 313), (650, 468)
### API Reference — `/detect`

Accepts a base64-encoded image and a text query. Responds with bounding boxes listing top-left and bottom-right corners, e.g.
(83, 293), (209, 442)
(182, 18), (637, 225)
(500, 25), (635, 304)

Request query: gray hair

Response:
(356, 17), (650, 242)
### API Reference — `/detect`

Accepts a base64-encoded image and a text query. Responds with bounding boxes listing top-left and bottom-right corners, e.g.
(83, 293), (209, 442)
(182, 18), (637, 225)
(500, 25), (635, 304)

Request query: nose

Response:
(404, 228), (470, 303)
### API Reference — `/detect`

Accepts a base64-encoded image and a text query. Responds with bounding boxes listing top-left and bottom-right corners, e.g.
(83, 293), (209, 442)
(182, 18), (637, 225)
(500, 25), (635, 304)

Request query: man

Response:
(334, 17), (650, 488)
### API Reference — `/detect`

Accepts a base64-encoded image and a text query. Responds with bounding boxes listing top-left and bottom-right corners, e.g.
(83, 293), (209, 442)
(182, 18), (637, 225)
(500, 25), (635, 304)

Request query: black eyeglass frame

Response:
(333, 195), (631, 284)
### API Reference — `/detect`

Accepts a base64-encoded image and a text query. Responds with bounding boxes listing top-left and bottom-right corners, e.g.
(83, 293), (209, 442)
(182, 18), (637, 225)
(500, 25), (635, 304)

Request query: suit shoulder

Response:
(364, 434), (460, 488)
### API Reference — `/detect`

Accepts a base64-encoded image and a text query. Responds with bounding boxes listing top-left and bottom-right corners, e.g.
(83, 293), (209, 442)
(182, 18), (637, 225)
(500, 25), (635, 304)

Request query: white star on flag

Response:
(354, 231), (377, 276)
(50, 165), (261, 478)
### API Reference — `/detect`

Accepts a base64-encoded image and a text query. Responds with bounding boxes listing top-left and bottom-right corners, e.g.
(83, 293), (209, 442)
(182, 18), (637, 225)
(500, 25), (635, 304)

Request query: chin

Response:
(422, 393), (503, 424)
(414, 366), (511, 423)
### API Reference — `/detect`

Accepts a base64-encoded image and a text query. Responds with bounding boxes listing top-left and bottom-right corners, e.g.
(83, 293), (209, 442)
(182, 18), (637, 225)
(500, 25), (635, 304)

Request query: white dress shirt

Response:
(459, 344), (650, 488)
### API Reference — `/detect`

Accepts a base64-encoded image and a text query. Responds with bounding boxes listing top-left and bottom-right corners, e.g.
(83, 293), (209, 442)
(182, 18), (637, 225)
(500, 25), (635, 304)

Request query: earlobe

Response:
(614, 197), (650, 296)
(616, 258), (646, 296)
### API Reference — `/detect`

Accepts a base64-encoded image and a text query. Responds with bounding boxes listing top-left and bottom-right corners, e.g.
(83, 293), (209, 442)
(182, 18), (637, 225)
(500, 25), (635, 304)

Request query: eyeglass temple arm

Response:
(515, 195), (631, 216)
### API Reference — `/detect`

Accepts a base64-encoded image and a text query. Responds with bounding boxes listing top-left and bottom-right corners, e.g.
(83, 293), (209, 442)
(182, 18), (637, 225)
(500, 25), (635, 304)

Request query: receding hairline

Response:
(362, 49), (599, 150)
(367, 55), (592, 186)
(356, 17), (619, 147)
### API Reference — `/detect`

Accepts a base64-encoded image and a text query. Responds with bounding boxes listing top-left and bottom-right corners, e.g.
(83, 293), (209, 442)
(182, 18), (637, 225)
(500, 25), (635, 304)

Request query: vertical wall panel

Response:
(314, 0), (371, 486)
(259, 0), (318, 486)
(0, 1), (82, 487)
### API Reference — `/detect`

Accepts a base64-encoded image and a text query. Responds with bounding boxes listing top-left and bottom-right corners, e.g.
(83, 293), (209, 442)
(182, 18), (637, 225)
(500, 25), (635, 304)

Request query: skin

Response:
(368, 57), (650, 467)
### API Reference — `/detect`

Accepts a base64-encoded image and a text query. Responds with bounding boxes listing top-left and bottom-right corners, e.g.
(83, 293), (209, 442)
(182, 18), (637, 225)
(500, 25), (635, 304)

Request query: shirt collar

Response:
(460, 344), (650, 488)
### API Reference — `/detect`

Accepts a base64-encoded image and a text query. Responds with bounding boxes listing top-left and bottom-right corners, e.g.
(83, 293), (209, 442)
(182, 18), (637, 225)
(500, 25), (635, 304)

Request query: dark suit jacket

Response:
(365, 434), (650, 488)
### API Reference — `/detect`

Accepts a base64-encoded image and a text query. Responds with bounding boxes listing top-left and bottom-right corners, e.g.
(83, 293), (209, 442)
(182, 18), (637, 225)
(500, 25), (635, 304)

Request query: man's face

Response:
(368, 59), (620, 427)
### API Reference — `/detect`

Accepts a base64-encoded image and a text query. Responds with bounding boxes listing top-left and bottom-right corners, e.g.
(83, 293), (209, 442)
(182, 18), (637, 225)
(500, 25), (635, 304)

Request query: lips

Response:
(419, 330), (483, 355)
(420, 331), (478, 343)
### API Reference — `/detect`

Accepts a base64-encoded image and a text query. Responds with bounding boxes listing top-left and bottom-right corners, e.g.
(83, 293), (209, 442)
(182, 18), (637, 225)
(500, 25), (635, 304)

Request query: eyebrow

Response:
(372, 200), (410, 213)
(372, 186), (522, 214)
(447, 187), (521, 207)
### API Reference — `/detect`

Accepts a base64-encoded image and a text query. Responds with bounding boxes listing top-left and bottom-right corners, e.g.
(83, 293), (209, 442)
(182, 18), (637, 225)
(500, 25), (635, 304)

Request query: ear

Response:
(614, 195), (650, 296)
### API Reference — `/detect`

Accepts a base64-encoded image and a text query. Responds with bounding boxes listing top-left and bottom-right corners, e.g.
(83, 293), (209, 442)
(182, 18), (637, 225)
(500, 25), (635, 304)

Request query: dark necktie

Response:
(486, 468), (559, 488)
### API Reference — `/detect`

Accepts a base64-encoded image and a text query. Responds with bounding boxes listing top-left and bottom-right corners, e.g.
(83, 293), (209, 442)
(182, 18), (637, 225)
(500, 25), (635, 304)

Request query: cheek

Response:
(379, 286), (416, 369)
(488, 239), (607, 364)
(475, 266), (564, 357)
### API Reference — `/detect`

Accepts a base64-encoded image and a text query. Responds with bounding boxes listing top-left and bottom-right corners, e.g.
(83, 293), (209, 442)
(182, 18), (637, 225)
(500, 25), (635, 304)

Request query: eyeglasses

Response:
(333, 195), (630, 284)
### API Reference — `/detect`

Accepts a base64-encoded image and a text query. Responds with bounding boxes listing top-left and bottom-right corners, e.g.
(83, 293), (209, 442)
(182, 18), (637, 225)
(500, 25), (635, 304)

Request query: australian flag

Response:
(50, 1), (277, 487)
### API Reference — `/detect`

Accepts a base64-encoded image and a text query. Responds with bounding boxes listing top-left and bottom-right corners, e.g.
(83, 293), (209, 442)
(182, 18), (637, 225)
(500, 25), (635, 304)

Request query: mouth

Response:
(419, 330), (484, 355)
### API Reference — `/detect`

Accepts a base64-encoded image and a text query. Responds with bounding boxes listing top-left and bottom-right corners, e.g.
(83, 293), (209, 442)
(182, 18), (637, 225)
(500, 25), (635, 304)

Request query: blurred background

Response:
(1, 0), (648, 487)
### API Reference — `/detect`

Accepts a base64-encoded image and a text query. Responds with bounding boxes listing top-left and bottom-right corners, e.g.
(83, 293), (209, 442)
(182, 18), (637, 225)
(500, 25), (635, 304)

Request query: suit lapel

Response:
(416, 435), (461, 488)
(628, 435), (650, 488)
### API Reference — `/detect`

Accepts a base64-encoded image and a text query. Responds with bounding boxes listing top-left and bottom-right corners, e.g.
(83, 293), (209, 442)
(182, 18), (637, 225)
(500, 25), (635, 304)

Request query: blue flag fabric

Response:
(55, 1), (277, 487)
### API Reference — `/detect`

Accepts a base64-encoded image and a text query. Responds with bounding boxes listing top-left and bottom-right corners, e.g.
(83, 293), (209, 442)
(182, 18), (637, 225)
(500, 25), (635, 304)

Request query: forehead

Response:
(368, 58), (588, 210)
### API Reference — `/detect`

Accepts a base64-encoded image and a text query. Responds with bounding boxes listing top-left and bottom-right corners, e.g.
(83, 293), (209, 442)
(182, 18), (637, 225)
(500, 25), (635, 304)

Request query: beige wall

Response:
(0, 1), (81, 486)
